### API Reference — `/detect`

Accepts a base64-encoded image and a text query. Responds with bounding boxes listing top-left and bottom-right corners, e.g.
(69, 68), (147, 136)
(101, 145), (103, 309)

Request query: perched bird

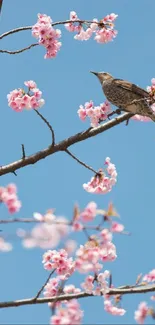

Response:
(90, 71), (155, 122)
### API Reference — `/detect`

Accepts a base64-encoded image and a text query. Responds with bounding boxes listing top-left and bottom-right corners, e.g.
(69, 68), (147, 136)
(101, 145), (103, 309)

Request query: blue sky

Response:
(0, 0), (155, 324)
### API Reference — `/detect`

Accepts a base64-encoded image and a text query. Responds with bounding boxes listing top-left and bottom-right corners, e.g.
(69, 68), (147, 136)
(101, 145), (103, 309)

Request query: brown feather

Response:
(113, 79), (149, 98)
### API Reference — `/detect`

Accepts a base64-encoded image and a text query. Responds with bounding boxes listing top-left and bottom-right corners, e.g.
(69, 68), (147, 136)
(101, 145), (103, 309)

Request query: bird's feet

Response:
(107, 108), (122, 120)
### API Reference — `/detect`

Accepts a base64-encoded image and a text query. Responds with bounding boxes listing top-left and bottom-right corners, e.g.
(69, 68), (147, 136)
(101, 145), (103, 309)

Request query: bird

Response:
(90, 71), (155, 122)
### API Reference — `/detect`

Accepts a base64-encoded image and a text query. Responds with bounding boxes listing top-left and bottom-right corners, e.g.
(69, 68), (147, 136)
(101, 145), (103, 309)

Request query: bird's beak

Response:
(90, 71), (98, 76)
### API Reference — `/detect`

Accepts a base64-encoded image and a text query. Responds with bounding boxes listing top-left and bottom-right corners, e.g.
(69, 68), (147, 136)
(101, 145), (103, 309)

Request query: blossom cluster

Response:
(132, 78), (155, 122)
(0, 183), (21, 214)
(7, 80), (45, 112)
(65, 11), (118, 43)
(42, 249), (75, 279)
(135, 302), (149, 324)
(32, 14), (61, 59)
(83, 157), (117, 194)
(17, 210), (69, 249)
(81, 271), (110, 295)
(78, 100), (111, 127)
(104, 299), (126, 316)
(75, 230), (117, 274)
(51, 299), (83, 325)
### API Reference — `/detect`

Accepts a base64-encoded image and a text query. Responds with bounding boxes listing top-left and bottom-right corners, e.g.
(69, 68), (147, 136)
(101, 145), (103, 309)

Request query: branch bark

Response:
(0, 284), (155, 309)
(0, 112), (132, 177)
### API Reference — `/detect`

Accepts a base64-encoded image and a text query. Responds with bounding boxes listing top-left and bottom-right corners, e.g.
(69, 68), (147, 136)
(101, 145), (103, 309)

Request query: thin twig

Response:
(1, 284), (155, 309)
(12, 171), (17, 176)
(21, 144), (26, 159)
(0, 43), (38, 54)
(34, 270), (55, 300)
(0, 26), (32, 40)
(34, 109), (55, 146)
(0, 0), (3, 14)
(0, 113), (132, 177)
(0, 20), (110, 40)
(65, 149), (97, 173)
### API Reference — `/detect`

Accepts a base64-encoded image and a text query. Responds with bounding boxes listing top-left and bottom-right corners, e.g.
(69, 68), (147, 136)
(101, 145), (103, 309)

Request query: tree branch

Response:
(0, 0), (3, 14)
(34, 270), (55, 300)
(0, 284), (155, 309)
(0, 112), (132, 177)
(0, 43), (38, 54)
(34, 109), (55, 146)
(65, 149), (97, 173)
(0, 20), (111, 40)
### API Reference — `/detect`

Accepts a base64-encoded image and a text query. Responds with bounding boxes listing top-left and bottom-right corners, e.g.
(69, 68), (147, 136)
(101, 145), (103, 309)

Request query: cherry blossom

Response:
(134, 302), (149, 324)
(83, 157), (117, 194)
(65, 11), (118, 44)
(78, 100), (111, 127)
(81, 271), (110, 295)
(51, 299), (83, 325)
(18, 212), (69, 249)
(104, 299), (126, 316)
(80, 201), (97, 222)
(143, 269), (155, 282)
(111, 222), (124, 233)
(7, 81), (45, 112)
(0, 183), (21, 214)
(32, 14), (61, 59)
(42, 249), (75, 279)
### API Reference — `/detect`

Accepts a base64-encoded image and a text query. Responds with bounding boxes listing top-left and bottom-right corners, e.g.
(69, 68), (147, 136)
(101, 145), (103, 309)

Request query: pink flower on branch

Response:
(42, 249), (75, 279)
(32, 14), (61, 59)
(65, 11), (118, 44)
(83, 157), (117, 194)
(7, 81), (45, 112)
(78, 100), (111, 127)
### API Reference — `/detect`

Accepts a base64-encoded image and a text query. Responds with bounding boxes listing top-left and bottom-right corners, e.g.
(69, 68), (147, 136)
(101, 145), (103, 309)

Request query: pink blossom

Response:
(24, 80), (37, 89)
(143, 269), (155, 282)
(81, 275), (94, 294)
(7, 81), (45, 112)
(104, 299), (126, 316)
(32, 13), (61, 59)
(64, 240), (77, 255)
(72, 222), (83, 232)
(64, 285), (81, 294)
(134, 302), (149, 324)
(65, 11), (118, 44)
(51, 299), (83, 325)
(74, 27), (93, 41)
(78, 100), (111, 127)
(94, 28), (117, 43)
(0, 184), (21, 214)
(43, 249), (75, 279)
(100, 241), (117, 262)
(18, 211), (69, 249)
(100, 229), (113, 242)
(111, 222), (124, 233)
(75, 244), (101, 273)
(80, 201), (97, 222)
(83, 157), (117, 194)
(44, 277), (60, 298)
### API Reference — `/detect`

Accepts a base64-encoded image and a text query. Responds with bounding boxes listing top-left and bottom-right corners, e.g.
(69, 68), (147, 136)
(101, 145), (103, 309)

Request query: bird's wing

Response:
(113, 79), (149, 97)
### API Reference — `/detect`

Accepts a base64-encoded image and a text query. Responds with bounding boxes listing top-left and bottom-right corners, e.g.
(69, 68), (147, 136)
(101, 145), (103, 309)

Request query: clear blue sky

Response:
(0, 0), (155, 324)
